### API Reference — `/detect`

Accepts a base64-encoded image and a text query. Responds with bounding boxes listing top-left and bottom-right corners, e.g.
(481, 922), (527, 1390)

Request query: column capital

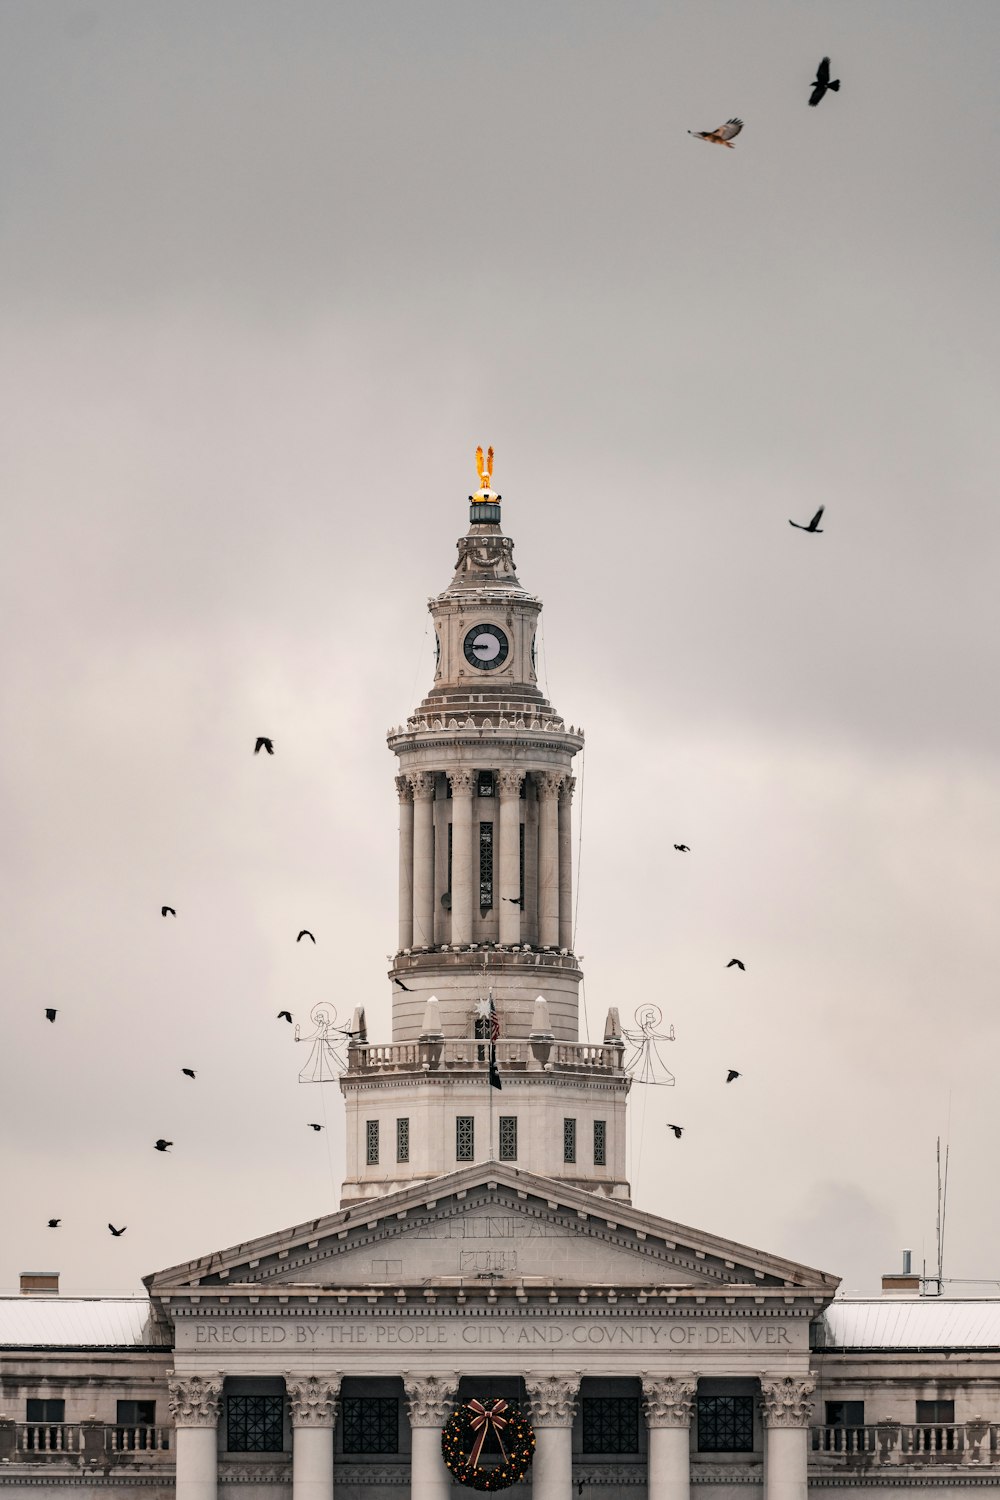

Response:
(497, 769), (525, 798)
(523, 1372), (580, 1428)
(641, 1374), (697, 1428)
(536, 772), (564, 800)
(395, 774), (413, 803)
(403, 1372), (460, 1427)
(448, 769), (476, 796)
(284, 1373), (341, 1428)
(167, 1372), (223, 1427)
(409, 772), (437, 800)
(760, 1374), (816, 1428)
(558, 775), (576, 804)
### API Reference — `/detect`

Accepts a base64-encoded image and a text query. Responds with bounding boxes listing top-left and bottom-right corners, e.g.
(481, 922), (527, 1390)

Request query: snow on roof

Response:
(820, 1299), (1000, 1351)
(0, 1298), (168, 1349)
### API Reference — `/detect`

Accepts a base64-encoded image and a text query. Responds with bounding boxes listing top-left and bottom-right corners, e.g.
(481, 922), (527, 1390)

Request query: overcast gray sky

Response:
(2, 0), (999, 1299)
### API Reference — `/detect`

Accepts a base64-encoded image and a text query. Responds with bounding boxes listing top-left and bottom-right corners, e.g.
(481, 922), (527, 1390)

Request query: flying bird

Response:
(154, 1139), (173, 1152)
(254, 737), (274, 755)
(727, 959), (746, 971)
(47, 1219), (61, 1228)
(44, 1008), (57, 1022)
(673, 844), (690, 853)
(666, 1124), (684, 1139)
(726, 1069), (742, 1083)
(789, 506), (825, 533)
(296, 930), (316, 944)
(809, 56), (840, 106)
(161, 906), (176, 917)
(181, 1068), (196, 1079)
(392, 978), (411, 991)
(502, 895), (523, 904)
(108, 1223), (126, 1237)
(307, 1123), (324, 1132)
(688, 117), (743, 148)
(277, 1010), (293, 1023)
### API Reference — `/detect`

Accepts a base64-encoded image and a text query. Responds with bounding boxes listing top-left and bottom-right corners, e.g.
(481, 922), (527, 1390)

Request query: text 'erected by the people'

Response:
(189, 1320), (794, 1349)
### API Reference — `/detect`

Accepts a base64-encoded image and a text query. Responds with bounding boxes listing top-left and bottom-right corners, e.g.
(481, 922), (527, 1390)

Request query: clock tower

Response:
(339, 454), (631, 1203)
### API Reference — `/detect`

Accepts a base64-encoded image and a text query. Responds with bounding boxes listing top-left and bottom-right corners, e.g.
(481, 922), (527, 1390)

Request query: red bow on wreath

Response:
(466, 1398), (509, 1469)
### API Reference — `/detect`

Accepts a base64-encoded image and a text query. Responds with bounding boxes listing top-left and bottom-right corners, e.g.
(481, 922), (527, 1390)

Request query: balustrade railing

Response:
(18, 1423), (80, 1454)
(9, 1424), (171, 1462)
(811, 1422), (993, 1467)
(347, 1037), (624, 1076)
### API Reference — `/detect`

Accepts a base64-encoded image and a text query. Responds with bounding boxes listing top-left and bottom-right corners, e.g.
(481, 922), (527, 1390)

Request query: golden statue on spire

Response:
(473, 445), (499, 502)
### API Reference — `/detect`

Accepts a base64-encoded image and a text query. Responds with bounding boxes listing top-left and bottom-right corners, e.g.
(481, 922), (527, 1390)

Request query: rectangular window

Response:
(341, 1396), (398, 1454)
(226, 1394), (284, 1453)
(25, 1400), (65, 1451)
(499, 1116), (518, 1160)
(396, 1117), (409, 1163)
(826, 1401), (865, 1427)
(593, 1119), (607, 1166)
(456, 1115), (475, 1160)
(697, 1395), (754, 1452)
(818, 1402), (867, 1455)
(916, 1400), (956, 1452)
(563, 1117), (577, 1163)
(114, 1401), (159, 1451)
(366, 1119), (379, 1165)
(581, 1397), (639, 1454)
(479, 821), (494, 908)
(477, 770), (494, 798)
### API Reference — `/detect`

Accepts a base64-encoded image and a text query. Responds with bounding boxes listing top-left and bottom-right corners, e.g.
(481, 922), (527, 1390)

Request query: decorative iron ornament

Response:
(441, 1396), (535, 1492)
(622, 1004), (676, 1087)
(294, 1003), (346, 1083)
(226, 1395), (284, 1453)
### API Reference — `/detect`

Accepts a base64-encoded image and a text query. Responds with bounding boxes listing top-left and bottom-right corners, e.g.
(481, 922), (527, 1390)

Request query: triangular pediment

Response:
(147, 1167), (838, 1310)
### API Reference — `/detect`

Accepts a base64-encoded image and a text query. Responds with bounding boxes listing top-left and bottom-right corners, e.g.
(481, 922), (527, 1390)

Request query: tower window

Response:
(594, 1119), (607, 1166)
(563, 1118), (577, 1163)
(456, 1116), (475, 1160)
(477, 770), (495, 798)
(366, 1120), (379, 1165)
(396, 1117), (409, 1163)
(479, 822), (494, 909)
(499, 1116), (518, 1160)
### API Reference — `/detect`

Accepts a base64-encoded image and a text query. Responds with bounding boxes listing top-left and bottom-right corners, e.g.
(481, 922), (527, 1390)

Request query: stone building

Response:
(3, 474), (999, 1498)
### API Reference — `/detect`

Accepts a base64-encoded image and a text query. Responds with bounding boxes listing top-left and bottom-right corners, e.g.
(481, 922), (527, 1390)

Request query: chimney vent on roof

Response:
(20, 1272), (59, 1296)
(881, 1249), (919, 1296)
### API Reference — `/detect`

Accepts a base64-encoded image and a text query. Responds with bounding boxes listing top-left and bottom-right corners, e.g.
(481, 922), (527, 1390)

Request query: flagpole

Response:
(488, 988), (495, 1163)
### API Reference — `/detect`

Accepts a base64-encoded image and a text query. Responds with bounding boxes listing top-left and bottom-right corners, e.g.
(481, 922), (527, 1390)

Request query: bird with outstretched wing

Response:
(688, 117), (743, 148)
(809, 57), (840, 107)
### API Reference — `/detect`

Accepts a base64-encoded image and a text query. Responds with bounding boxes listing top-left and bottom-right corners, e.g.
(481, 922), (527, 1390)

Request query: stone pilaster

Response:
(536, 772), (562, 947)
(643, 1376), (697, 1500)
(761, 1375), (815, 1500)
(409, 772), (437, 948)
(396, 775), (414, 951)
(558, 775), (575, 949)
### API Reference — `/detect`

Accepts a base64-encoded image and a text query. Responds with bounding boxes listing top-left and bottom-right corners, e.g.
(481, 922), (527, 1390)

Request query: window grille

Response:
(366, 1119), (379, 1165)
(581, 1397), (640, 1454)
(563, 1118), (576, 1163)
(226, 1394), (284, 1453)
(396, 1117), (409, 1163)
(697, 1395), (754, 1452)
(593, 1119), (607, 1166)
(499, 1116), (517, 1160)
(477, 770), (495, 798)
(456, 1115), (475, 1160)
(341, 1397), (398, 1454)
(479, 822), (494, 908)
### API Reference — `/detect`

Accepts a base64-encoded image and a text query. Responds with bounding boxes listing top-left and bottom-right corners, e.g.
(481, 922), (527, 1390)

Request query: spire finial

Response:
(473, 444), (499, 502)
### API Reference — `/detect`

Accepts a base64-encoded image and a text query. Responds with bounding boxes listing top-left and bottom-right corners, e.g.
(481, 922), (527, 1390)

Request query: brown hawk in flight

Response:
(688, 117), (743, 148)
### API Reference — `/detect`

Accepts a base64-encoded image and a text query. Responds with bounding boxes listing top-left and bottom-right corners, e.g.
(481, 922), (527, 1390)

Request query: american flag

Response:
(487, 993), (502, 1090)
(487, 993), (500, 1044)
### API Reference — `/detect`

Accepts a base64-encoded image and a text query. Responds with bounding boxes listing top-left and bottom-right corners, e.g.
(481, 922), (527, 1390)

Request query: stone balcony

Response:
(811, 1420), (997, 1468)
(345, 1036), (627, 1078)
(0, 1422), (172, 1465)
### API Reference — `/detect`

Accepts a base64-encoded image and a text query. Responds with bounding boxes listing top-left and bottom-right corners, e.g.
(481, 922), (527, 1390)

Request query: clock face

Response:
(463, 623), (509, 671)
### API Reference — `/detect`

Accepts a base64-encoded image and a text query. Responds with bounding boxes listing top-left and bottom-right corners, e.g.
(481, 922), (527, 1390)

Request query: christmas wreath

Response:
(441, 1396), (535, 1491)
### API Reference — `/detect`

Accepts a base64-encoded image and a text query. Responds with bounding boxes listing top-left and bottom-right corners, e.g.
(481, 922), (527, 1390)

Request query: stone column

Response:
(286, 1375), (340, 1500)
(403, 1372), (459, 1500)
(396, 776), (414, 952)
(168, 1373), (223, 1500)
(761, 1376), (816, 1500)
(524, 1372), (579, 1498)
(642, 1376), (696, 1500)
(497, 770), (524, 945)
(536, 774), (562, 948)
(558, 776), (575, 950)
(410, 772), (436, 948)
(449, 770), (475, 945)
